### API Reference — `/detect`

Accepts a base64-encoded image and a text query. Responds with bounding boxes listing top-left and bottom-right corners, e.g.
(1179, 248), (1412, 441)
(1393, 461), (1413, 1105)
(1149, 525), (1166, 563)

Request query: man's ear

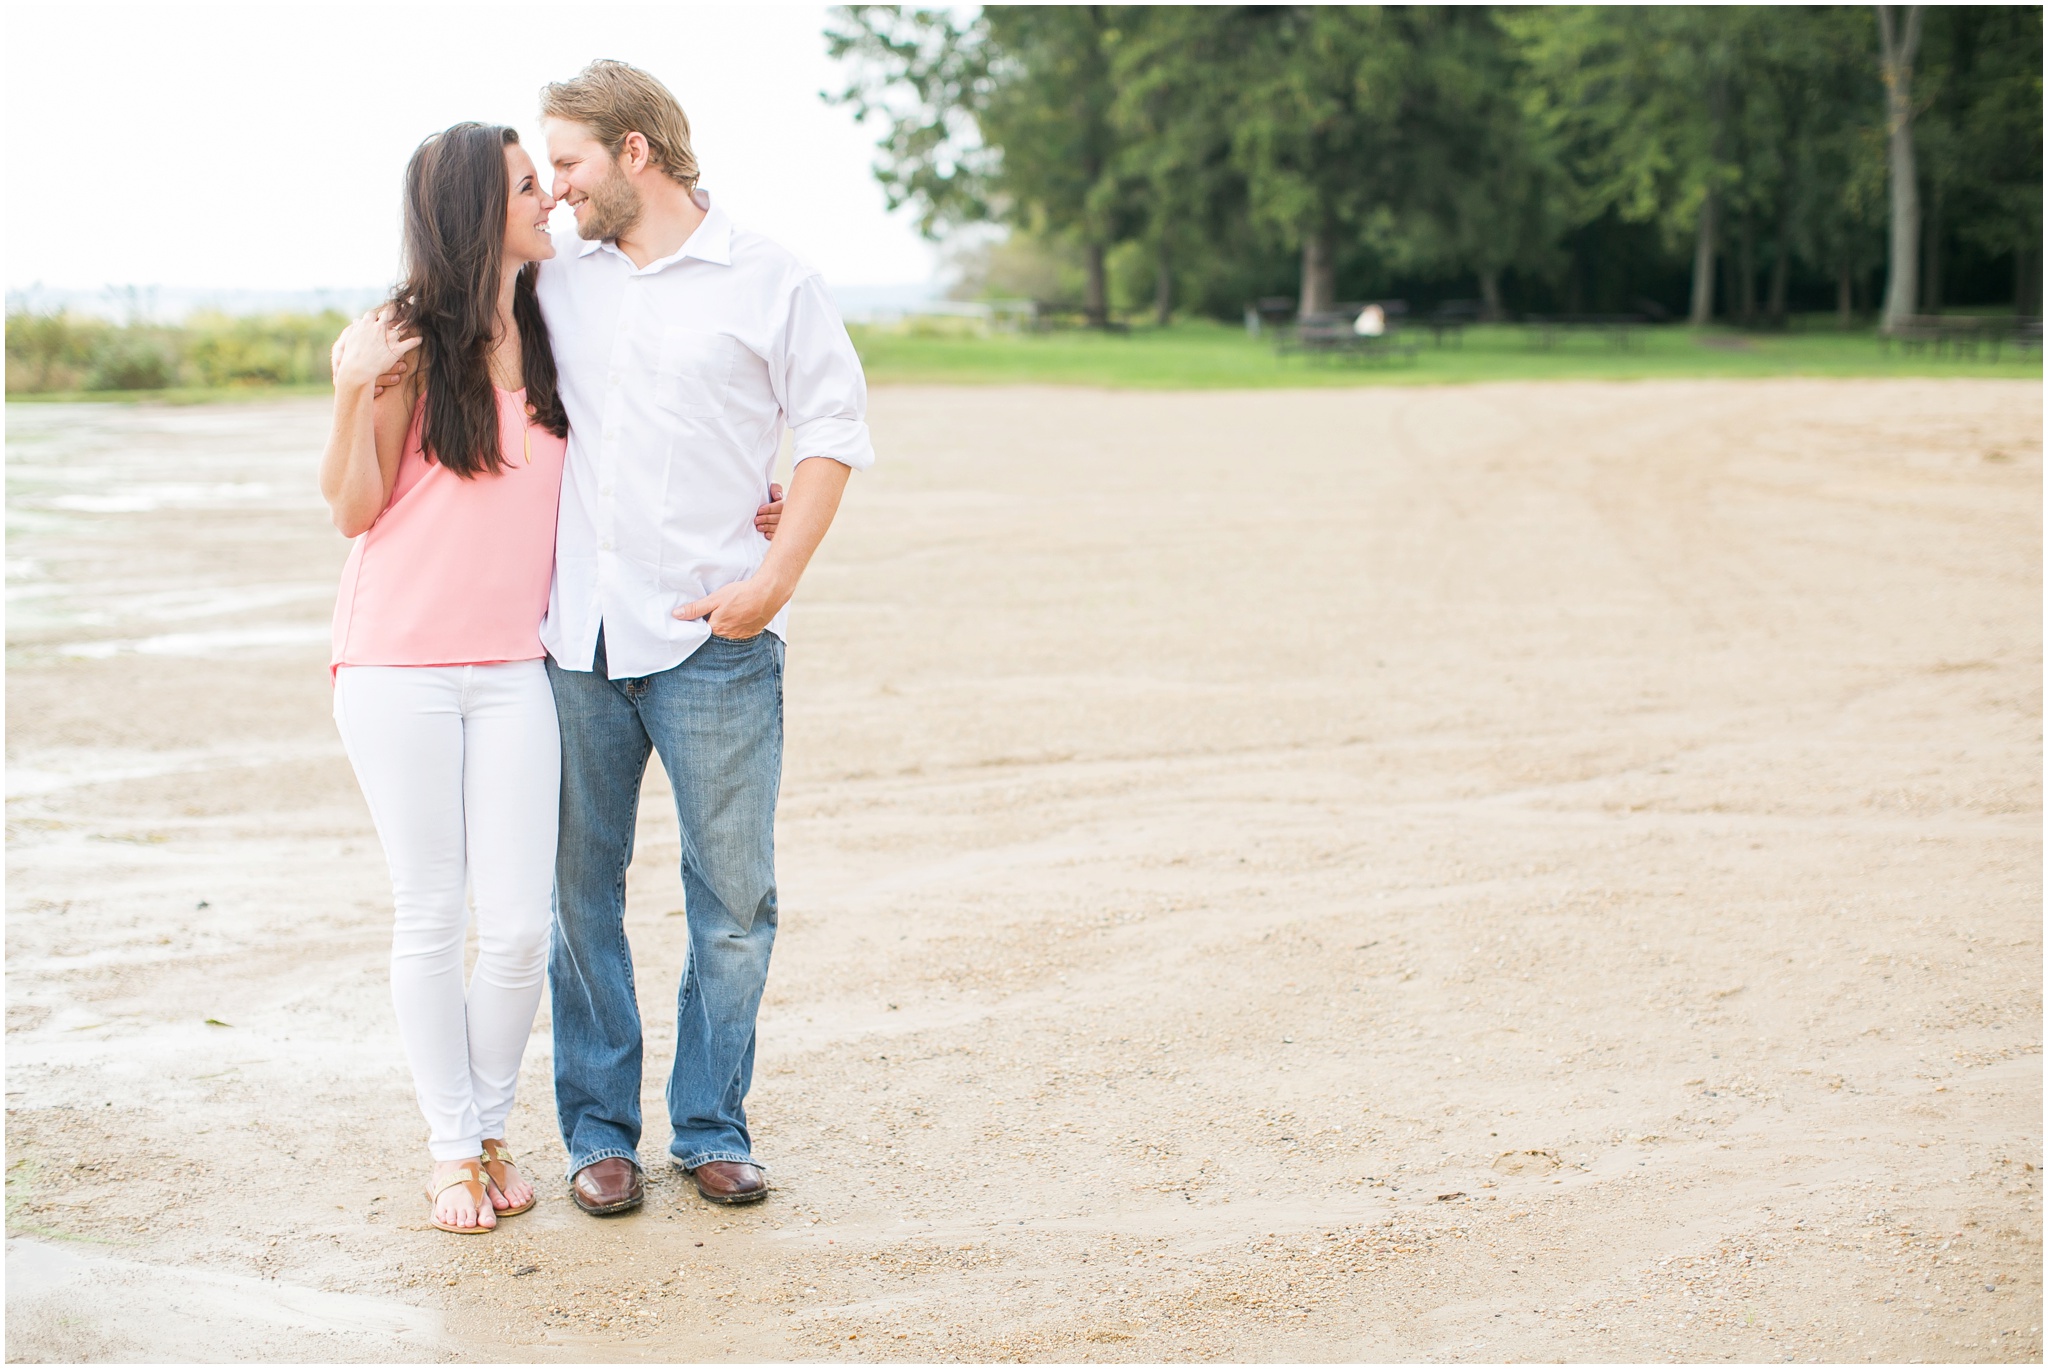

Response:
(622, 131), (650, 175)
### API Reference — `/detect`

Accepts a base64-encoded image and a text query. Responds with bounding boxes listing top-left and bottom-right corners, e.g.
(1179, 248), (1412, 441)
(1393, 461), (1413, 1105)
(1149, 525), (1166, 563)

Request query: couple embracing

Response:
(320, 60), (871, 1235)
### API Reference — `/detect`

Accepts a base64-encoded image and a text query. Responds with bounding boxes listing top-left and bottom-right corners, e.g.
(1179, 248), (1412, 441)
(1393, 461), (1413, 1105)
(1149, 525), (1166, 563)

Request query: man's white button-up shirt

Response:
(536, 191), (874, 680)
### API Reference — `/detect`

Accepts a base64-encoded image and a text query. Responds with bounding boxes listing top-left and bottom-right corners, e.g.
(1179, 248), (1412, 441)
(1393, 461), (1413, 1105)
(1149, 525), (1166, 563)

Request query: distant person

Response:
(528, 60), (873, 1217)
(321, 119), (798, 1235)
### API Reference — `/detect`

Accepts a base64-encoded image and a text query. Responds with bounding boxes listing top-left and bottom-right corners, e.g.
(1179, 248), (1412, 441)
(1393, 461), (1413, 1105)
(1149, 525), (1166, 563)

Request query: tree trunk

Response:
(1768, 194), (1794, 326)
(1300, 226), (1337, 317)
(1084, 242), (1108, 329)
(1922, 179), (1943, 313)
(1877, 5), (1924, 332)
(1153, 244), (1172, 328)
(1478, 267), (1504, 321)
(1738, 215), (1758, 324)
(1837, 263), (1854, 328)
(1689, 191), (1718, 325)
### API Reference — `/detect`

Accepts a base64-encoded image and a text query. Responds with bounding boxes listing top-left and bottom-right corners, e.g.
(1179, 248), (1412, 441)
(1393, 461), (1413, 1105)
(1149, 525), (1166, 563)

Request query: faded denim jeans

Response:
(546, 628), (782, 1178)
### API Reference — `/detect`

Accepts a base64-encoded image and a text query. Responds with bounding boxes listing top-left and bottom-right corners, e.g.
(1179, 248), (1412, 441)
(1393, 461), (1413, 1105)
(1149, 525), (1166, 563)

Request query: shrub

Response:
(85, 334), (177, 391)
(186, 310), (347, 387)
(6, 311), (112, 392)
(4, 308), (350, 394)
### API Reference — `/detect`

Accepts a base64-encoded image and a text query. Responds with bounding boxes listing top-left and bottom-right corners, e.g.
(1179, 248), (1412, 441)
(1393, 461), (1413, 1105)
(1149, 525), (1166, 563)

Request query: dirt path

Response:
(7, 380), (2040, 1362)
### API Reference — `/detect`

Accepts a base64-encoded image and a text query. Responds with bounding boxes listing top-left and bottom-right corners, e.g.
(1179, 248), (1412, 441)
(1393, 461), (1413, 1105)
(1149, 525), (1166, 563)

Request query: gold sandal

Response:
(481, 1141), (535, 1218)
(425, 1159), (493, 1234)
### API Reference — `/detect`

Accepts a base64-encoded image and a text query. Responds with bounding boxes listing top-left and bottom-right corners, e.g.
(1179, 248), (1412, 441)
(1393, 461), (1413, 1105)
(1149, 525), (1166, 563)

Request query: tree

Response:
(1915, 6), (2044, 317)
(1228, 7), (1410, 316)
(1397, 7), (1570, 318)
(979, 7), (1139, 326)
(1876, 5), (1924, 330)
(1755, 8), (1886, 328)
(826, 6), (995, 237)
(1512, 7), (1743, 324)
(1107, 8), (1249, 325)
(829, 5), (1139, 327)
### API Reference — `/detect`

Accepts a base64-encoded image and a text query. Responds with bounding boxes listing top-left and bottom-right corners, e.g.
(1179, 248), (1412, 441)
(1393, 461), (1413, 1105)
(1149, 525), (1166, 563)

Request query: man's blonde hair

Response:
(540, 60), (699, 190)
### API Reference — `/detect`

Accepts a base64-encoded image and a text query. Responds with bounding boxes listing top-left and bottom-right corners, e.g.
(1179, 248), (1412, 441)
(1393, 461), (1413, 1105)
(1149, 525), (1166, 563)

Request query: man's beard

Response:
(575, 157), (643, 241)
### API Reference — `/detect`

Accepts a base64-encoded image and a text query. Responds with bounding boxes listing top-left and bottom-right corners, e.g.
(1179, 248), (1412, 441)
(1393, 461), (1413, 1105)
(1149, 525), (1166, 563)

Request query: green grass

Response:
(849, 317), (2043, 388)
(7, 314), (2036, 405)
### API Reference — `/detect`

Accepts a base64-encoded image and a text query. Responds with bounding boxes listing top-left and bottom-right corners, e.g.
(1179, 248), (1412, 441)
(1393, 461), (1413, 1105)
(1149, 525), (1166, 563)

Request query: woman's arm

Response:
(320, 309), (421, 537)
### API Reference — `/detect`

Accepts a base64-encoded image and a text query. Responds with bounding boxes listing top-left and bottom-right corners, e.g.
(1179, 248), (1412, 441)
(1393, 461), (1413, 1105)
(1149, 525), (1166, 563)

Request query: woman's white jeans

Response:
(333, 661), (559, 1161)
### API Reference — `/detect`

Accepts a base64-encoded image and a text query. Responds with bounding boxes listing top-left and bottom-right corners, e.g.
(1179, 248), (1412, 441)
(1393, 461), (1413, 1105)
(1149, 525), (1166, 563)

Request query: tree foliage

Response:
(828, 5), (2042, 325)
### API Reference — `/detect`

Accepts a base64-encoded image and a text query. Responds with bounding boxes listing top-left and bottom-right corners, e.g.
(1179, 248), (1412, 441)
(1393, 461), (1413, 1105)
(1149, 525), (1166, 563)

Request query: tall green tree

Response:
(1512, 7), (1745, 323)
(1396, 7), (1570, 318)
(1106, 7), (1248, 324)
(1226, 6), (1412, 316)
(1770, 8), (1889, 325)
(979, 6), (1139, 325)
(1954, 6), (2044, 314)
(826, 6), (995, 236)
(830, 5), (1140, 326)
(1914, 5), (2044, 315)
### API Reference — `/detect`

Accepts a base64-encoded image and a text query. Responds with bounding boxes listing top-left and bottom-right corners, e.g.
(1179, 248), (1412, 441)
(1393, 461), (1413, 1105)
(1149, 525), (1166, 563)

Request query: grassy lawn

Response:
(8, 319), (2036, 404)
(849, 317), (2043, 388)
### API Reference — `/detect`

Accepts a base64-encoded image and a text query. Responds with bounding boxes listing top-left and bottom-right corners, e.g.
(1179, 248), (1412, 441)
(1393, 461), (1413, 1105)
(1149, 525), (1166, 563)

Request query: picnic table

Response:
(1424, 300), (1484, 347)
(1242, 296), (1299, 337)
(1276, 310), (1421, 364)
(1027, 302), (1129, 333)
(1523, 314), (1647, 349)
(1881, 315), (2040, 361)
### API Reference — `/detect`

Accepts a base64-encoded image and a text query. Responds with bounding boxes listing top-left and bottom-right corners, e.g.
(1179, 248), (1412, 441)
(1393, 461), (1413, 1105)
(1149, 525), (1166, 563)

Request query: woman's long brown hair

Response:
(390, 123), (568, 477)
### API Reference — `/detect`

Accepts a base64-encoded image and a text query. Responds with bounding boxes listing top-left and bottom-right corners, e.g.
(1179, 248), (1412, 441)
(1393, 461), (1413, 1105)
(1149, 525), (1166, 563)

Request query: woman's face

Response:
(504, 144), (556, 265)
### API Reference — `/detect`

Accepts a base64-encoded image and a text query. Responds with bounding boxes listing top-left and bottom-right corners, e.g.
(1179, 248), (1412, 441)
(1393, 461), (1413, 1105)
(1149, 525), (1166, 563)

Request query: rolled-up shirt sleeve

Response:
(778, 272), (876, 472)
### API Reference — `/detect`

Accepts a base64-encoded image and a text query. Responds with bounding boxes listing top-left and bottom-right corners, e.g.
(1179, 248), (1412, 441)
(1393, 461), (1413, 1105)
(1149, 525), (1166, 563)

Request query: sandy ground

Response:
(5, 379), (2041, 1363)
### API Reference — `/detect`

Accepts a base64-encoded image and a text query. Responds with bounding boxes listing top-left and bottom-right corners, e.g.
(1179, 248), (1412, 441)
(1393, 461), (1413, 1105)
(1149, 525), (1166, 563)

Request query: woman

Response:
(323, 122), (567, 1234)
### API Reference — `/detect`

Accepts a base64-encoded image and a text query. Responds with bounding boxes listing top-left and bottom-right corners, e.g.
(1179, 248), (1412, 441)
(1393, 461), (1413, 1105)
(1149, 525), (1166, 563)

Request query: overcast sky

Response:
(5, 4), (938, 293)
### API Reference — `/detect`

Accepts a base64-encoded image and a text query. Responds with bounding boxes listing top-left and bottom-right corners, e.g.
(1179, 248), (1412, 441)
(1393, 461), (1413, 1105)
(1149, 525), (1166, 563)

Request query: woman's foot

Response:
(427, 1157), (496, 1234)
(481, 1140), (535, 1216)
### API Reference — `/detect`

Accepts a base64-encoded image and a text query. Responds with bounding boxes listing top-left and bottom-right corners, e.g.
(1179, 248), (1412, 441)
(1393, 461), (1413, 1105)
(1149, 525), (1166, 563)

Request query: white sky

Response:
(4, 3), (938, 292)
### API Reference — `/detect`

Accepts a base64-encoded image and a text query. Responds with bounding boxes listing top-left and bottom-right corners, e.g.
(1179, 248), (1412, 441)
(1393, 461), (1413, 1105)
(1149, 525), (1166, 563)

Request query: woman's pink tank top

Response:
(331, 388), (566, 675)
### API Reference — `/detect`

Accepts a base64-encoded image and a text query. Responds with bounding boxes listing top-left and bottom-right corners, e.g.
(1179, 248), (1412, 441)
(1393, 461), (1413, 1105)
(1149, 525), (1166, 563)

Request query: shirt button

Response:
(600, 537), (613, 551)
(600, 484), (614, 496)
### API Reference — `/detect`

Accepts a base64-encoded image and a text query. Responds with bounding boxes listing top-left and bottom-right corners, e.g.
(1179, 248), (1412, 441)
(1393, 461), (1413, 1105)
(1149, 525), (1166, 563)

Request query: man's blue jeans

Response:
(546, 628), (782, 1178)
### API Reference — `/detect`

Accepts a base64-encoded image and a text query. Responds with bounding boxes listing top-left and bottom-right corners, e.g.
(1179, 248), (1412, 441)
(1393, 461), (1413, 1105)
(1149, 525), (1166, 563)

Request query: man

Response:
(535, 60), (872, 1214)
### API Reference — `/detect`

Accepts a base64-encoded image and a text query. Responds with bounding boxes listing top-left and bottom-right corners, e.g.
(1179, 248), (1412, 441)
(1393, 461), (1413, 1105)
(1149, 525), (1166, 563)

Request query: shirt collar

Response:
(578, 189), (732, 271)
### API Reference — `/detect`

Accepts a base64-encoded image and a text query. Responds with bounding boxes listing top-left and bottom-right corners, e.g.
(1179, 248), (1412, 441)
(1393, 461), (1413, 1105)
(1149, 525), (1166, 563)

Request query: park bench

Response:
(1523, 313), (1647, 349)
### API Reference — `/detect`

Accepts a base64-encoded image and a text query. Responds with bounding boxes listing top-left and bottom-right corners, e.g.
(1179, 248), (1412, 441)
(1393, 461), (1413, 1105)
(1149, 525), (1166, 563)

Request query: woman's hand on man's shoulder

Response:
(331, 307), (421, 393)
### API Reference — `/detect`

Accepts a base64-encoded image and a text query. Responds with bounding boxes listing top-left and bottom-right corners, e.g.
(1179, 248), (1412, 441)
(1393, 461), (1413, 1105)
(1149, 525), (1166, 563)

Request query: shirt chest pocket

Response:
(652, 326), (737, 418)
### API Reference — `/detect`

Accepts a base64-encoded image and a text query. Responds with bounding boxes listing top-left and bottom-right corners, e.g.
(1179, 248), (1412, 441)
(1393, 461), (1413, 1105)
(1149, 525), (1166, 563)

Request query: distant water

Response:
(6, 284), (388, 322)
